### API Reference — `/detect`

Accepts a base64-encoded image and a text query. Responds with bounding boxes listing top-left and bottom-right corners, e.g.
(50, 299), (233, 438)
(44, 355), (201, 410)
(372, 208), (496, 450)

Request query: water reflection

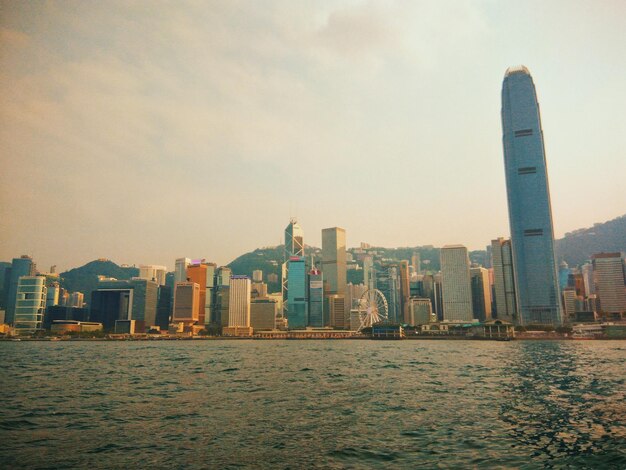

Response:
(500, 341), (626, 465)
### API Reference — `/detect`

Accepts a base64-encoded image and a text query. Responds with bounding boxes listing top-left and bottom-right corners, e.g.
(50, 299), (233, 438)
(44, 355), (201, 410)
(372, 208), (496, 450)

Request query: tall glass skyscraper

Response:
(501, 66), (562, 326)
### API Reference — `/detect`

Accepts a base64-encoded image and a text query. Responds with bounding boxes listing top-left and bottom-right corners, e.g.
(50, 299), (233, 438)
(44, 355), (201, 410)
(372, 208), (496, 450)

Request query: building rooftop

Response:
(505, 65), (530, 77)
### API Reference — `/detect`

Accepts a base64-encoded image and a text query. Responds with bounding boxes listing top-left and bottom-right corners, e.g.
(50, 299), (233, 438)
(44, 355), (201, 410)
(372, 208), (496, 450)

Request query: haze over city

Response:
(1, 1), (625, 272)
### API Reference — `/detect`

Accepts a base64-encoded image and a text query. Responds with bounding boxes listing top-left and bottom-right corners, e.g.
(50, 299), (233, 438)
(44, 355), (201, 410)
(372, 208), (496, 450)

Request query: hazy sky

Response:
(1, 1), (625, 272)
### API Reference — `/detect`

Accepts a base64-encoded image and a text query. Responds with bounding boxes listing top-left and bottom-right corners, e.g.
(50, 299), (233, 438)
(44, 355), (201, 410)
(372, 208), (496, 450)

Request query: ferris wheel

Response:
(357, 289), (389, 332)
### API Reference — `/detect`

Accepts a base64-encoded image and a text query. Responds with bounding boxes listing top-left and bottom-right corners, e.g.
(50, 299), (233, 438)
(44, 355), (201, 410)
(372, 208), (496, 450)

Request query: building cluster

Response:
(1, 66), (625, 338)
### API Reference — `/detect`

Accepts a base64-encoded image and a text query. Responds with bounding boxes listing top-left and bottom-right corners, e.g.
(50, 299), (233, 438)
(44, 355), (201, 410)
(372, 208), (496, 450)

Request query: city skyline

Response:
(1, 2), (625, 272)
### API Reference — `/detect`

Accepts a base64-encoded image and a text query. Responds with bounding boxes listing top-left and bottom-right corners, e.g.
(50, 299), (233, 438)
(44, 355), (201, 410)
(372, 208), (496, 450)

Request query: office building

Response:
(252, 270), (263, 283)
(470, 267), (492, 321)
(187, 263), (209, 325)
(155, 285), (171, 330)
(14, 276), (47, 334)
(138, 265), (167, 286)
(375, 263), (401, 323)
(282, 219), (304, 317)
(308, 268), (324, 327)
(411, 252), (421, 276)
(90, 278), (158, 331)
(172, 282), (200, 324)
(68, 292), (84, 308)
(440, 245), (473, 322)
(501, 66), (562, 325)
(228, 276), (251, 327)
(46, 282), (60, 307)
(174, 258), (191, 284)
(581, 262), (594, 296)
(251, 298), (278, 330)
(213, 266), (232, 326)
(286, 257), (308, 329)
(562, 288), (578, 320)
(592, 253), (626, 315)
(328, 294), (347, 329)
(251, 282), (268, 299)
(321, 227), (347, 296)
(491, 238), (518, 322)
(399, 260), (411, 323)
(4, 256), (36, 325)
(44, 305), (89, 330)
(408, 298), (435, 326)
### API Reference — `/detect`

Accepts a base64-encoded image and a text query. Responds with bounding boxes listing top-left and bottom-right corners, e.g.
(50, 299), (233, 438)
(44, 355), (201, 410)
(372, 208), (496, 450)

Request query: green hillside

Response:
(59, 259), (139, 306)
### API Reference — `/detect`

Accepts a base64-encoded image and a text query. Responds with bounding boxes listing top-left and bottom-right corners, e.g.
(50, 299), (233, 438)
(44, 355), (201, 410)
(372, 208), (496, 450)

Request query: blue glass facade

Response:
(501, 66), (562, 325)
(287, 257), (308, 329)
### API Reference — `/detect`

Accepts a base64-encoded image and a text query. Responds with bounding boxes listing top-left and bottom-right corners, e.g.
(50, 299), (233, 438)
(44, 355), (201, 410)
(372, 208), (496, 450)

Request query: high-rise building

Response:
(14, 276), (47, 334)
(4, 256), (36, 325)
(328, 295), (346, 329)
(592, 253), (626, 316)
(321, 227), (347, 296)
(287, 257), (308, 329)
(282, 219), (304, 320)
(491, 238), (518, 322)
(440, 245), (473, 322)
(228, 276), (251, 327)
(363, 256), (374, 290)
(308, 268), (324, 327)
(250, 298), (277, 330)
(174, 258), (191, 284)
(187, 262), (210, 325)
(470, 267), (492, 321)
(212, 266), (232, 326)
(501, 66), (562, 326)
(411, 252), (421, 276)
(90, 278), (159, 331)
(138, 265), (167, 286)
(399, 260), (411, 324)
(562, 288), (578, 320)
(581, 262), (594, 296)
(374, 263), (401, 323)
(252, 270), (263, 283)
(172, 282), (200, 324)
(46, 282), (60, 307)
(68, 292), (84, 308)
(285, 218), (304, 258)
(408, 298), (434, 326)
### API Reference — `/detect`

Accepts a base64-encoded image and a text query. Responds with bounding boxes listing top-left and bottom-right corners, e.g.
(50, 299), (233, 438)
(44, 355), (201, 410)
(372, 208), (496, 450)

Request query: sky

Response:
(1, 0), (625, 272)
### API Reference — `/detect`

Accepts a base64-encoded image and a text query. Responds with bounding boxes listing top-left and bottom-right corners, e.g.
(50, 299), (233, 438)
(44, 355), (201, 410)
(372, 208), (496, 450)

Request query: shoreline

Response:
(1, 336), (624, 342)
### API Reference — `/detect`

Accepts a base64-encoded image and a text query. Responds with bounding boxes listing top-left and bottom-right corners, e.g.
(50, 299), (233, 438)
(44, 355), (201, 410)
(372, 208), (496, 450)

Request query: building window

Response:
(518, 166), (537, 175)
(524, 229), (543, 237)
(515, 129), (533, 137)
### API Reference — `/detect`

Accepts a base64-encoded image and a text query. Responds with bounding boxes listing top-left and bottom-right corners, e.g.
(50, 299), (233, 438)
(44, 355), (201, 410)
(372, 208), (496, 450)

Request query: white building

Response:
(14, 276), (47, 335)
(139, 265), (168, 286)
(592, 253), (626, 314)
(174, 258), (191, 284)
(228, 276), (251, 327)
(440, 245), (473, 322)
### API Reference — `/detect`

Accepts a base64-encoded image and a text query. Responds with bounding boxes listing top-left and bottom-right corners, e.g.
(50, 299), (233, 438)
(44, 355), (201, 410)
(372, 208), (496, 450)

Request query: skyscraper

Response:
(228, 276), (251, 327)
(139, 265), (167, 286)
(174, 258), (191, 284)
(4, 256), (36, 325)
(286, 256), (308, 329)
(491, 238), (517, 322)
(440, 245), (473, 322)
(282, 219), (304, 319)
(14, 276), (47, 335)
(592, 253), (626, 316)
(172, 282), (200, 324)
(470, 267), (492, 321)
(501, 66), (562, 325)
(308, 268), (324, 327)
(321, 227), (347, 296)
